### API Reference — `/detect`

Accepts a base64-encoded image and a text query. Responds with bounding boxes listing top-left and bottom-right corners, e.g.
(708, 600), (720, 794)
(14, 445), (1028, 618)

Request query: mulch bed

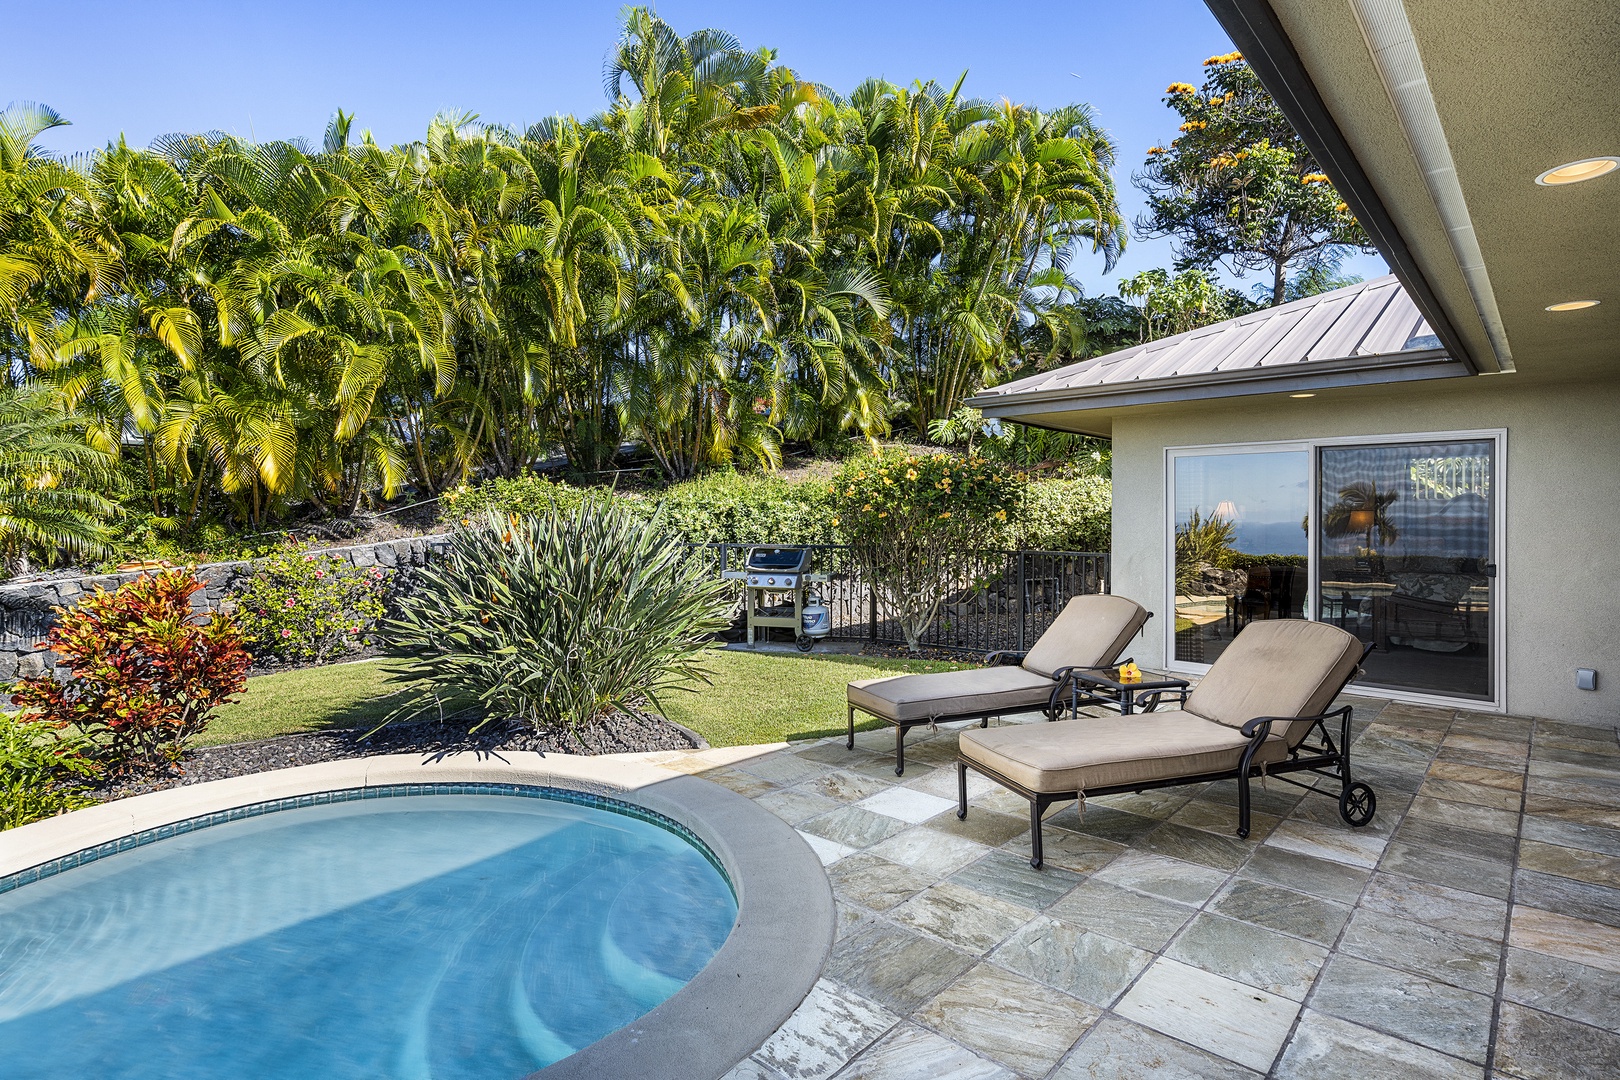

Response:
(93, 708), (701, 803)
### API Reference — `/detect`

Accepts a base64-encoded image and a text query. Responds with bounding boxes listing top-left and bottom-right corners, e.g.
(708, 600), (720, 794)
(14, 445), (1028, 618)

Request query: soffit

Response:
(1264, 0), (1620, 380)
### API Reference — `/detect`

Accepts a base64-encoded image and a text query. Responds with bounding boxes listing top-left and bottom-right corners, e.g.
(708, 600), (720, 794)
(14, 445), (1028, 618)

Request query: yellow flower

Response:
(995, 509), (1007, 521)
(1166, 82), (1197, 95)
(830, 516), (840, 526)
(1335, 201), (1349, 213)
(938, 511), (951, 519)
(905, 469), (918, 480)
(862, 503), (872, 512)
(877, 511), (887, 518)
(1146, 146), (1165, 156)
(1302, 172), (1331, 184)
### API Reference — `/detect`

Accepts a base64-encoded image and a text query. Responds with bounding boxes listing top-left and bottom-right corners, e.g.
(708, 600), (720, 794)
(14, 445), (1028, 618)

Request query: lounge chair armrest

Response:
(1239, 715), (1286, 738)
(984, 650), (1027, 666)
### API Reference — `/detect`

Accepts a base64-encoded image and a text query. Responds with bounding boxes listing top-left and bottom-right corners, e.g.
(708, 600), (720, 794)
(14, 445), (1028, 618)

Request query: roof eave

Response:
(968, 348), (1465, 417)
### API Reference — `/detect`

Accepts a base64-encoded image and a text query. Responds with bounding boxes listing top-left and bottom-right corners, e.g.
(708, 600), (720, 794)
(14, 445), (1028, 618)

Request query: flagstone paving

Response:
(642, 696), (1620, 1079)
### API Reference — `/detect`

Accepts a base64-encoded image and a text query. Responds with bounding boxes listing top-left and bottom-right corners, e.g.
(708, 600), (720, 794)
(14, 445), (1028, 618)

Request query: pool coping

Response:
(0, 751), (835, 1080)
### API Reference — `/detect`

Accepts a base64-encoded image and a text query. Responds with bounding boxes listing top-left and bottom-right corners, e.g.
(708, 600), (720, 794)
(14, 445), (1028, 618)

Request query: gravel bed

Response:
(94, 708), (700, 803)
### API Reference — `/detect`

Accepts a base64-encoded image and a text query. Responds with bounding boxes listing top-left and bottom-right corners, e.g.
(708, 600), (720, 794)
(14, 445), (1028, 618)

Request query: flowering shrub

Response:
(231, 551), (391, 664)
(10, 570), (251, 771)
(829, 453), (1024, 650)
(0, 712), (98, 829)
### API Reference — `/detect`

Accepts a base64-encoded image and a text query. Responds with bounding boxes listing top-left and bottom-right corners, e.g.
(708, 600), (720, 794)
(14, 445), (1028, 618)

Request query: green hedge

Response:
(443, 470), (1111, 553)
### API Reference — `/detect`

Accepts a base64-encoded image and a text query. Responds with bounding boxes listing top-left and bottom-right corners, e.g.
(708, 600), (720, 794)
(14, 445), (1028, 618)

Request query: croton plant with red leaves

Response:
(11, 570), (251, 771)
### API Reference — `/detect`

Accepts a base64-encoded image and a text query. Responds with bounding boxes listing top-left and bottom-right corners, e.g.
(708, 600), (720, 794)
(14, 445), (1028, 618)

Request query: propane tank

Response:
(798, 593), (832, 651)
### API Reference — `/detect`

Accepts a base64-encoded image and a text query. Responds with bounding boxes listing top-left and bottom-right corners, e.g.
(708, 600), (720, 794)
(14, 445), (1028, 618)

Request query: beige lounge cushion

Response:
(1185, 619), (1363, 745)
(1020, 594), (1151, 678)
(959, 711), (1287, 794)
(848, 666), (1056, 724)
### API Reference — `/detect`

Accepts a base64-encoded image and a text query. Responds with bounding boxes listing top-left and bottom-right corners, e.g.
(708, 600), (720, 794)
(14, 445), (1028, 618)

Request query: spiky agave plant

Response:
(382, 497), (731, 731)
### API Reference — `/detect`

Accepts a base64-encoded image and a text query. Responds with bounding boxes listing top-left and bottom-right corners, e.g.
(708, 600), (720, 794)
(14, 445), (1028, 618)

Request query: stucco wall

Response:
(1110, 373), (1620, 724)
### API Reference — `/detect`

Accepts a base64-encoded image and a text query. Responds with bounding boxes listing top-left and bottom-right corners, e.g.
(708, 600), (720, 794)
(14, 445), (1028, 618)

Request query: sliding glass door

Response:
(1171, 448), (1310, 666)
(1317, 439), (1495, 701)
(1168, 432), (1500, 706)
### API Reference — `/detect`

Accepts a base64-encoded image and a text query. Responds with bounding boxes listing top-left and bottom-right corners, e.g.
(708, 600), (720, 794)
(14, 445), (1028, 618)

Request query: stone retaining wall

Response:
(0, 534), (450, 681)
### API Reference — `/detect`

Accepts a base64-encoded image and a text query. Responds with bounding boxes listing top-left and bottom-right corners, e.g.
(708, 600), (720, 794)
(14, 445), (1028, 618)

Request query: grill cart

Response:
(721, 546), (832, 651)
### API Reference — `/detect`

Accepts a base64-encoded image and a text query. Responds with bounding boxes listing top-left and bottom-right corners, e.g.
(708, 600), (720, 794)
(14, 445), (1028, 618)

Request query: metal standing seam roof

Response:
(972, 275), (1446, 405)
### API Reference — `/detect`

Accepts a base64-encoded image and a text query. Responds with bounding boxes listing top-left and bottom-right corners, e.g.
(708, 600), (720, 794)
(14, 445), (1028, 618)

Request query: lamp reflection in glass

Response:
(1213, 500), (1240, 522)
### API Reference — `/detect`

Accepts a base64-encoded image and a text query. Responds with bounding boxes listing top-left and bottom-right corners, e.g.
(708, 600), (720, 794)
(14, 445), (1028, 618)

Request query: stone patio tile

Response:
(1378, 842), (1512, 899)
(798, 830), (858, 866)
(902, 739), (966, 769)
(856, 786), (958, 825)
(1357, 723), (1444, 759)
(1416, 777), (1522, 811)
(1336, 907), (1501, 994)
(1434, 744), (1530, 772)
(1502, 946), (1620, 1032)
(1051, 804), (1163, 845)
(1372, 703), (1455, 729)
(802, 769), (894, 803)
(1135, 820), (1252, 871)
(1272, 1010), (1482, 1080)
(1441, 732), (1527, 760)
(1519, 814), (1620, 857)
(1404, 794), (1520, 835)
(924, 807), (1029, 848)
(1170, 798), (1280, 839)
(826, 920), (977, 1013)
(1356, 873), (1507, 941)
(1517, 838), (1620, 889)
(737, 752), (835, 786)
(976, 785), (1039, 818)
(704, 766), (782, 798)
(991, 914), (1153, 1007)
(889, 883), (1034, 954)
(1051, 1016), (1260, 1079)
(1088, 788), (1194, 819)
(1426, 759), (1525, 790)
(1046, 878), (1195, 951)
(1090, 849), (1230, 905)
(1493, 1002), (1620, 1080)
(1210, 879), (1350, 946)
(828, 852), (938, 912)
(1530, 753), (1620, 782)
(1265, 819), (1386, 869)
(1289, 786), (1409, 837)
(1352, 762), (1429, 796)
(831, 1023), (1013, 1080)
(845, 755), (914, 781)
(1392, 817), (1517, 864)
(835, 903), (871, 941)
(1021, 826), (1126, 874)
(1451, 713), (1533, 741)
(1522, 793), (1620, 830)
(915, 963), (1099, 1076)
(1166, 913), (1329, 999)
(1508, 905), (1620, 974)
(725, 1056), (788, 1080)
(867, 827), (991, 877)
(751, 978), (899, 1080)
(1115, 957), (1300, 1072)
(1535, 718), (1619, 742)
(1308, 955), (1492, 1063)
(948, 849), (1081, 910)
(1531, 732), (1620, 758)
(904, 765), (997, 801)
(1237, 844), (1371, 905)
(1202, 776), (1308, 816)
(802, 805), (911, 850)
(794, 740), (870, 765)
(1513, 869), (1620, 928)
(757, 787), (847, 825)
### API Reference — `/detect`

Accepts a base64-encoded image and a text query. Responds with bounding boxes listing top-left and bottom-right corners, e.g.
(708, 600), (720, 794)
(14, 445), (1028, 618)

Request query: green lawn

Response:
(204, 649), (970, 749)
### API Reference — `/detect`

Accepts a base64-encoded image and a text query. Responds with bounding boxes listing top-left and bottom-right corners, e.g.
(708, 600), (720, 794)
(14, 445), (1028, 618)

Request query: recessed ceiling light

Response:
(1545, 300), (1601, 311)
(1535, 157), (1619, 186)
(1289, 392), (1316, 398)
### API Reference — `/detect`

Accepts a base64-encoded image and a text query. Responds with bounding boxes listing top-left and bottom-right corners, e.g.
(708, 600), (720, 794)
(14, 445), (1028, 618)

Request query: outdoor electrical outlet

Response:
(1576, 668), (1598, 691)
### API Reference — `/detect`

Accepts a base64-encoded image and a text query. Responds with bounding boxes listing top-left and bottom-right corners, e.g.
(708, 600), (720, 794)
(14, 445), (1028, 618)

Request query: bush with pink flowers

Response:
(230, 550), (390, 665)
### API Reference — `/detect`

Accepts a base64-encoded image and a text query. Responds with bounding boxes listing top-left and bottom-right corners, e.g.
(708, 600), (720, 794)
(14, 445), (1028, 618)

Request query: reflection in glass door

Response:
(1317, 440), (1495, 700)
(1172, 450), (1310, 666)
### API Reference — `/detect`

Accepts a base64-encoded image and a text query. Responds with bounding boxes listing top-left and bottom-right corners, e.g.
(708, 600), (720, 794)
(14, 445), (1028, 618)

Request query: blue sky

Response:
(9, 0), (1388, 298)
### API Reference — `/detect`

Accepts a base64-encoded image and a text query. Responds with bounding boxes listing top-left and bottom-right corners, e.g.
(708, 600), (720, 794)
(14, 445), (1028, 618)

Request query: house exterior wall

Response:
(1110, 373), (1620, 724)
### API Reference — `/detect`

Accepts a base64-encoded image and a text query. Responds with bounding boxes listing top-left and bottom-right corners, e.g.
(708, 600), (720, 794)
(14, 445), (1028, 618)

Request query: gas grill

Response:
(721, 546), (831, 650)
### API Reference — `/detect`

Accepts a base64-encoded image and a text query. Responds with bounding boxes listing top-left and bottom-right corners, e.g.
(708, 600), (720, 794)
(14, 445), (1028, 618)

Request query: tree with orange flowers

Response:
(1135, 54), (1373, 305)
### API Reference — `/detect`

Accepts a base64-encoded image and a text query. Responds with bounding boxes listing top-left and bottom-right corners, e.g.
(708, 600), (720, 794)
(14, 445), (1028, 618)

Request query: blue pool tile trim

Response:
(0, 783), (733, 898)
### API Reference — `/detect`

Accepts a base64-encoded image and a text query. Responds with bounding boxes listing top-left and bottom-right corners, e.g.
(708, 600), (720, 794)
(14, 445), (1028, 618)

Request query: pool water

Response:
(0, 793), (737, 1079)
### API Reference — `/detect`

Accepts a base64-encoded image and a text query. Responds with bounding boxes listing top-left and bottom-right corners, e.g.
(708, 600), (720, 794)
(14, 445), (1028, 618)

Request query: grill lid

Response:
(746, 546), (812, 572)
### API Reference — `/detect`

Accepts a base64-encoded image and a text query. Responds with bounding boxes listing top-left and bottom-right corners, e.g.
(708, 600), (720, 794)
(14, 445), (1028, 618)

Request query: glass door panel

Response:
(1317, 440), (1494, 700)
(1173, 450), (1310, 666)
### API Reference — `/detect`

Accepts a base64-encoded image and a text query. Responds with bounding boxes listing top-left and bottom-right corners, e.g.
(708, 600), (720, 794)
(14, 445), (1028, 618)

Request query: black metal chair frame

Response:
(956, 643), (1378, 868)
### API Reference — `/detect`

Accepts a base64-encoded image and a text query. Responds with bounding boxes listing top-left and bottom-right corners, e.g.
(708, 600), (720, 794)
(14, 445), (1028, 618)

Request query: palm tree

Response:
(0, 385), (118, 573)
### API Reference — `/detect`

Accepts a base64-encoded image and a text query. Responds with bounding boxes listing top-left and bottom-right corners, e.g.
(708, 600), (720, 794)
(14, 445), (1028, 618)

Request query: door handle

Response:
(1483, 562), (1498, 578)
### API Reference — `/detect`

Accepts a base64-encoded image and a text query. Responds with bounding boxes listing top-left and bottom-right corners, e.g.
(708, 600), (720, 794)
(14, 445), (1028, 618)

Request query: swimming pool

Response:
(0, 788), (738, 1079)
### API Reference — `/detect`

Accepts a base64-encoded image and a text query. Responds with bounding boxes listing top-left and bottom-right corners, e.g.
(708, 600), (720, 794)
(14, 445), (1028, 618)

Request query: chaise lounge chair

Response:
(845, 594), (1151, 775)
(956, 619), (1377, 868)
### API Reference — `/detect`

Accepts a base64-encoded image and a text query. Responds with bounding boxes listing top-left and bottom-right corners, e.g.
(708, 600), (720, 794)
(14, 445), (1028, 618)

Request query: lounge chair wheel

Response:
(1339, 782), (1376, 827)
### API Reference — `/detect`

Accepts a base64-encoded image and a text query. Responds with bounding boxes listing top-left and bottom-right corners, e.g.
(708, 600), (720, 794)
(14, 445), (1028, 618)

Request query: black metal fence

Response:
(698, 544), (1109, 655)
